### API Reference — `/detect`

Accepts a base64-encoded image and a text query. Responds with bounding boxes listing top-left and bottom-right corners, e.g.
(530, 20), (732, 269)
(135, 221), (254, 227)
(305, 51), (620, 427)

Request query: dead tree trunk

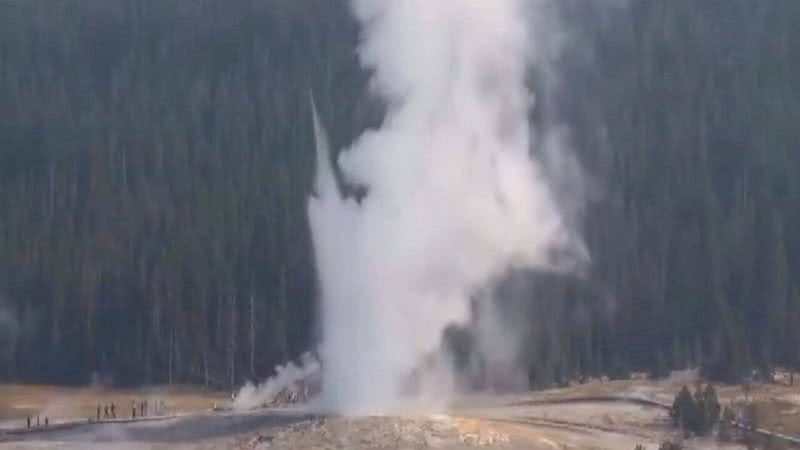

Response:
(229, 294), (237, 390)
(168, 328), (174, 386)
(203, 350), (209, 388)
(250, 293), (256, 377)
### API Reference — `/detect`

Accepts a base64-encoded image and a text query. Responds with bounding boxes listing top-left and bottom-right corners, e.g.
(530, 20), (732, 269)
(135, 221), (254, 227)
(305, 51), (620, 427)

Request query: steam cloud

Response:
(309, 0), (584, 413)
(233, 352), (320, 410)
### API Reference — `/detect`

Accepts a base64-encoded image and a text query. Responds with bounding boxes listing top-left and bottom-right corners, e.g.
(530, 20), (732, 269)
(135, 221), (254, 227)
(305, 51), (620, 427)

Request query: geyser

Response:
(309, 0), (582, 413)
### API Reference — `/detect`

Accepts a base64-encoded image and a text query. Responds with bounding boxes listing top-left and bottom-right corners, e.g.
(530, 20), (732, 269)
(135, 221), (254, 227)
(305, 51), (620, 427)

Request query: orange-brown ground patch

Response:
(0, 384), (227, 424)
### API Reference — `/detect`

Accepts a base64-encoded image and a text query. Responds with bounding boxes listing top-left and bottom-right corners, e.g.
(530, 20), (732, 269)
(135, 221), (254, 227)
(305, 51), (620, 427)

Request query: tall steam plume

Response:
(309, 0), (583, 414)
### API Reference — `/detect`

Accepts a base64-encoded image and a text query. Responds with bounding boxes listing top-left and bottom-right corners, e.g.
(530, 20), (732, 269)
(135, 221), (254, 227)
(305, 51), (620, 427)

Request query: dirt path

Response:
(0, 409), (315, 447)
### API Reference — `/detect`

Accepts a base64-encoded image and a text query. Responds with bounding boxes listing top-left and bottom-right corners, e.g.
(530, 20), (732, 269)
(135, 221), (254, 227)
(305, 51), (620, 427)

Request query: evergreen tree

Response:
(0, 0), (798, 386)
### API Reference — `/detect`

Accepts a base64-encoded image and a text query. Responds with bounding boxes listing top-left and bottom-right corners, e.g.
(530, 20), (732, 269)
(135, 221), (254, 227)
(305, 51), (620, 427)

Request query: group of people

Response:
(93, 399), (167, 422)
(97, 402), (117, 420)
(25, 414), (48, 429)
(130, 399), (164, 418)
(23, 399), (169, 431)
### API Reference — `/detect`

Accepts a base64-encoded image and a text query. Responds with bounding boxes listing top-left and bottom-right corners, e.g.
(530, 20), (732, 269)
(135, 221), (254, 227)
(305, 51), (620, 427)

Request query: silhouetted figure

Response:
(36, 415), (40, 427)
(144, 400), (148, 416)
(110, 402), (116, 419)
(97, 405), (101, 421)
(104, 405), (109, 419)
(139, 401), (144, 417)
(44, 417), (48, 427)
(26, 416), (30, 428)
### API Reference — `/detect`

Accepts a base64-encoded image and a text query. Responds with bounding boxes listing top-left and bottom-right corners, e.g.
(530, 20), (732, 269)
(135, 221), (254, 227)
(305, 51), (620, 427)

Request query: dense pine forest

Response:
(0, 0), (798, 388)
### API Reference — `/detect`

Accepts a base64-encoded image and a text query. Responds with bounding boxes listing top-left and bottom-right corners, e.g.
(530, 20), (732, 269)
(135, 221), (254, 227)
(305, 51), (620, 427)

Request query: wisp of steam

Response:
(233, 352), (320, 410)
(308, 0), (584, 414)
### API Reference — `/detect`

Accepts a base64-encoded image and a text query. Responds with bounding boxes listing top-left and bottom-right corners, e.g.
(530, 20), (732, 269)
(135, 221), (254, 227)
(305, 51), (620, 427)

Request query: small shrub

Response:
(717, 405), (736, 441)
(702, 384), (721, 425)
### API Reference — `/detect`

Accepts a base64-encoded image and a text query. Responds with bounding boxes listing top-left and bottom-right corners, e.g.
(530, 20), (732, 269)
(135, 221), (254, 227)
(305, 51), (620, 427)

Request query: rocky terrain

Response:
(232, 416), (513, 450)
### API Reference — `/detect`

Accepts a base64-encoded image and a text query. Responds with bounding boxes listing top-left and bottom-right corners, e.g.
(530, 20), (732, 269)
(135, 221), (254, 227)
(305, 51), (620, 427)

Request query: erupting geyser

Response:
(309, 0), (582, 414)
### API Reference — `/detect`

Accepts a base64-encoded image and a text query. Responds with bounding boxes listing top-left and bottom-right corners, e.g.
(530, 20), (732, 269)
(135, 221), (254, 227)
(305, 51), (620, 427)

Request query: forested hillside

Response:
(0, 0), (798, 387)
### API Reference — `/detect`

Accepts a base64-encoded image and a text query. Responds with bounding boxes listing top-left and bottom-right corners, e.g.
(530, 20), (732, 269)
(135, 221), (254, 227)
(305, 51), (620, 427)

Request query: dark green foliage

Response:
(670, 384), (720, 435)
(654, 350), (668, 380)
(442, 325), (475, 372)
(718, 405), (736, 441)
(670, 386), (697, 430)
(553, 0), (800, 383)
(607, 354), (629, 381)
(0, 0), (799, 387)
(0, 0), (363, 386)
(702, 385), (721, 428)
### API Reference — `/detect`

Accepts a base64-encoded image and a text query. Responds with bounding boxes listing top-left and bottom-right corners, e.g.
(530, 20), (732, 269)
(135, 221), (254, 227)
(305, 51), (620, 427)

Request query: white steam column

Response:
(309, 0), (581, 414)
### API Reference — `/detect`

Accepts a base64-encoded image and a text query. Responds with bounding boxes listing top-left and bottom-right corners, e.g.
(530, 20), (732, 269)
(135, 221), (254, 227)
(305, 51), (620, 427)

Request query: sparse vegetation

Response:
(700, 384), (721, 430)
(658, 440), (683, 450)
(633, 441), (683, 450)
(741, 402), (760, 450)
(717, 405), (736, 441)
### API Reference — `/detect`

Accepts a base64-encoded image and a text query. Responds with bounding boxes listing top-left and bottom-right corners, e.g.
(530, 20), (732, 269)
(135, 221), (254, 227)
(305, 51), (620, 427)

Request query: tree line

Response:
(0, 0), (798, 387)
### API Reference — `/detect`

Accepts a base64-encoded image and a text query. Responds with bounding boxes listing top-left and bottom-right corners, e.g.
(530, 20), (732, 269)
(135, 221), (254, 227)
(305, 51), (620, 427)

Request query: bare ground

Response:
(0, 384), (226, 428)
(2, 375), (800, 450)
